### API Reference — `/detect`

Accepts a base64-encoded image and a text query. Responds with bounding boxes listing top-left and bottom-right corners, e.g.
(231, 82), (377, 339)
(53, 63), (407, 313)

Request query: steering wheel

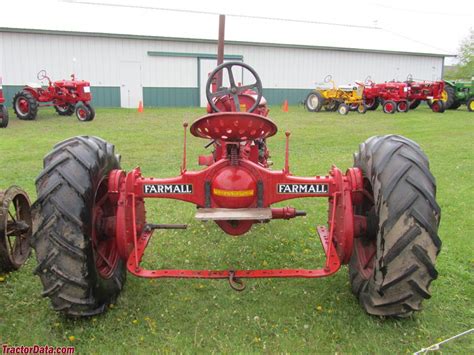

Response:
(37, 70), (51, 85)
(406, 74), (413, 82)
(206, 62), (263, 113)
(364, 76), (374, 86)
(324, 74), (333, 83)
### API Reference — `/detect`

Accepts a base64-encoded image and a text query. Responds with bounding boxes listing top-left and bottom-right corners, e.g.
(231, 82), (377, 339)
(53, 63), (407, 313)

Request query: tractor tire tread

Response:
(12, 90), (38, 120)
(349, 135), (441, 317)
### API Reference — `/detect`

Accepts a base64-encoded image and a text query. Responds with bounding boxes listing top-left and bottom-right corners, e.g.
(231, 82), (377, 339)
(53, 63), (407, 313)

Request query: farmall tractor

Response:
(363, 79), (410, 114)
(305, 75), (367, 115)
(405, 75), (445, 113)
(13, 70), (95, 122)
(0, 78), (9, 128)
(31, 62), (441, 318)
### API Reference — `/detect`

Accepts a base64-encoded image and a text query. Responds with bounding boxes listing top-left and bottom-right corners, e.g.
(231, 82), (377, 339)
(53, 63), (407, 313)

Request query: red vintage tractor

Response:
(405, 75), (445, 113)
(30, 62), (441, 318)
(0, 78), (8, 128)
(363, 79), (410, 114)
(0, 186), (32, 272)
(12, 70), (95, 122)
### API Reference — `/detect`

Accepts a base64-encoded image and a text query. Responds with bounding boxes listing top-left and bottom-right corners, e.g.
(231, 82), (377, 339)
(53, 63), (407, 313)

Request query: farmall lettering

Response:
(277, 184), (328, 194)
(144, 184), (193, 194)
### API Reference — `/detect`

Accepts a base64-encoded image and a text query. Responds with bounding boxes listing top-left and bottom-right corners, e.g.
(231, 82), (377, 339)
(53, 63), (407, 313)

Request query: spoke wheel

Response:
(0, 186), (32, 271)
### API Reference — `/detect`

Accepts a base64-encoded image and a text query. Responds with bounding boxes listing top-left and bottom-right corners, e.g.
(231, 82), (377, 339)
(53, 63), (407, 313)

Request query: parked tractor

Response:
(363, 79), (410, 114)
(405, 76), (445, 113)
(0, 78), (8, 128)
(0, 186), (32, 272)
(305, 75), (367, 115)
(443, 79), (474, 111)
(31, 62), (441, 318)
(12, 70), (95, 122)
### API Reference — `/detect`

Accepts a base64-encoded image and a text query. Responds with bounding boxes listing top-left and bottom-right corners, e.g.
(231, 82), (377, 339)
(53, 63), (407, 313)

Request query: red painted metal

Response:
(22, 71), (92, 108)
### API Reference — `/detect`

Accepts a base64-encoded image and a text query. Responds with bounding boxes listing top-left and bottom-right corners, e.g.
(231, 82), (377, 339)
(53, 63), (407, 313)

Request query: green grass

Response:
(0, 106), (473, 353)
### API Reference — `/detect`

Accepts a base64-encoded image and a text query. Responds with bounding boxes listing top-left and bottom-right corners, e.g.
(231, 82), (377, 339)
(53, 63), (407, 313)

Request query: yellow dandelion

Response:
(132, 319), (138, 325)
(316, 305), (323, 312)
(68, 335), (75, 342)
(0, 276), (5, 282)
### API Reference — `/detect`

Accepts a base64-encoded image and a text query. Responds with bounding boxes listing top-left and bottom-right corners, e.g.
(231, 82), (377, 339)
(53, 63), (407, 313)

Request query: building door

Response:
(120, 61), (142, 108)
(199, 59), (243, 107)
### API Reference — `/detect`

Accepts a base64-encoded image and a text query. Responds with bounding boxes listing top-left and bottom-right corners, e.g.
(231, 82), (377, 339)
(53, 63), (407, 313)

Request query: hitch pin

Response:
(228, 270), (246, 292)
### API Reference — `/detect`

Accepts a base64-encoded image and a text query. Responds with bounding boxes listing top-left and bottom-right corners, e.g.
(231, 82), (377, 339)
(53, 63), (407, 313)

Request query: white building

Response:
(0, 2), (451, 108)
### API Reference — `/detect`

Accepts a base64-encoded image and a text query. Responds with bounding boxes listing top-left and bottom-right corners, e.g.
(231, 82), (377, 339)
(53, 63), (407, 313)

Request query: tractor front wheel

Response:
(13, 91), (38, 120)
(305, 91), (323, 112)
(75, 103), (95, 121)
(0, 105), (8, 128)
(337, 103), (349, 115)
(430, 100), (445, 113)
(54, 104), (75, 116)
(31, 136), (125, 316)
(397, 101), (409, 113)
(466, 97), (474, 112)
(349, 135), (441, 317)
(357, 103), (367, 114)
(382, 100), (397, 114)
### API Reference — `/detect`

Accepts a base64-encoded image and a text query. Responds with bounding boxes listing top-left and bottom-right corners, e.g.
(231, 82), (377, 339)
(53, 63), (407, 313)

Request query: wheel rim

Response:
(0, 188), (31, 268)
(91, 177), (119, 279)
(340, 106), (347, 114)
(17, 98), (29, 115)
(441, 90), (448, 102)
(308, 95), (319, 110)
(353, 179), (376, 279)
(470, 101), (474, 110)
(398, 102), (407, 111)
(432, 101), (440, 112)
(385, 103), (394, 112)
(77, 108), (88, 120)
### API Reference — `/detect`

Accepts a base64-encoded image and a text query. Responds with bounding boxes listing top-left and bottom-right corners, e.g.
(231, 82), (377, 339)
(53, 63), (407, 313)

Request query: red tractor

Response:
(12, 70), (95, 122)
(30, 62), (441, 318)
(0, 78), (8, 128)
(363, 79), (410, 114)
(405, 75), (445, 113)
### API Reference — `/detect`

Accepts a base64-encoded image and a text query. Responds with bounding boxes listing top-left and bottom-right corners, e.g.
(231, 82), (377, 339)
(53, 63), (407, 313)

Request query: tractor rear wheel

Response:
(467, 98), (474, 112)
(31, 136), (126, 316)
(337, 103), (349, 115)
(448, 101), (461, 110)
(349, 135), (441, 317)
(54, 104), (75, 116)
(75, 103), (94, 121)
(305, 91), (323, 112)
(442, 85), (455, 109)
(13, 90), (38, 120)
(409, 100), (421, 110)
(382, 100), (397, 114)
(365, 98), (379, 111)
(0, 105), (8, 128)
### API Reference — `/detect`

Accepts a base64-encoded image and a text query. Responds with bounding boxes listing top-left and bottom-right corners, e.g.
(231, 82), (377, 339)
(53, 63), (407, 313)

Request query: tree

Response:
(445, 28), (473, 80)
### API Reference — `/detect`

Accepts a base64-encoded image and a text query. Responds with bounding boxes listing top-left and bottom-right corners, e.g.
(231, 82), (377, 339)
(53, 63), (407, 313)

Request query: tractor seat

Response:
(339, 85), (358, 91)
(27, 83), (42, 89)
(190, 112), (278, 142)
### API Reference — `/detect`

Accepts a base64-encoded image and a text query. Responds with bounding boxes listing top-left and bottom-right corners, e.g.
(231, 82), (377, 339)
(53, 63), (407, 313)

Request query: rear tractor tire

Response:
(0, 105), (8, 128)
(442, 85), (455, 109)
(365, 98), (380, 111)
(409, 100), (421, 110)
(54, 104), (75, 116)
(31, 136), (126, 316)
(305, 91), (324, 112)
(349, 135), (441, 317)
(13, 90), (38, 120)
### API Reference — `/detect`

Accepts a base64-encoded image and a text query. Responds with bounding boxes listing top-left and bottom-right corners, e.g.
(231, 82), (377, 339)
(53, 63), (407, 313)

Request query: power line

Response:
(64, 0), (381, 30)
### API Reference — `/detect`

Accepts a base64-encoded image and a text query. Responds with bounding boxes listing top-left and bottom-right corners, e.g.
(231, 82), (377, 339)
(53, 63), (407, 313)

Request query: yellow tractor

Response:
(305, 75), (366, 115)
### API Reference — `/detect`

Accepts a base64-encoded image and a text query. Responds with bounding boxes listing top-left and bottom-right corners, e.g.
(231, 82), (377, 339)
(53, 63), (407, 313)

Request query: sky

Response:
(2, 0), (473, 65)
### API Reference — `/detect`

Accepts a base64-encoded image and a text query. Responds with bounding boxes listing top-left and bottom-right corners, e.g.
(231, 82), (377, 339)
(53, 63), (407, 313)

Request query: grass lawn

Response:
(0, 105), (473, 353)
